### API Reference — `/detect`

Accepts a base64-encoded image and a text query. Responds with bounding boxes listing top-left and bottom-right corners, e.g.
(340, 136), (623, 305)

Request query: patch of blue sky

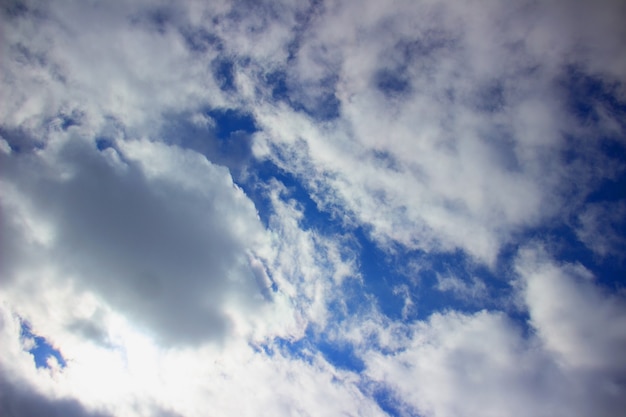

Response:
(262, 69), (341, 121)
(349, 225), (520, 323)
(95, 137), (115, 151)
(267, 334), (315, 365)
(495, 67), (626, 288)
(266, 325), (365, 375)
(180, 26), (222, 54)
(187, 62), (626, 349)
(0, 125), (45, 153)
(157, 107), (256, 177)
(209, 105), (624, 341)
(586, 169), (626, 205)
(237, 159), (376, 320)
(211, 58), (236, 92)
(560, 69), (626, 277)
(349, 227), (412, 321)
(304, 87), (341, 121)
(314, 334), (366, 373)
(205, 108), (257, 139)
(20, 322), (66, 369)
(236, 157), (399, 330)
(50, 109), (83, 131)
(324, 270), (376, 321)
(361, 381), (419, 417)
(240, 152), (520, 325)
(543, 223), (625, 290)
(562, 66), (626, 127)
(237, 153), (344, 234)
(231, 160), (276, 227)
(374, 68), (412, 98)
(496, 200), (625, 295)
(264, 70), (289, 101)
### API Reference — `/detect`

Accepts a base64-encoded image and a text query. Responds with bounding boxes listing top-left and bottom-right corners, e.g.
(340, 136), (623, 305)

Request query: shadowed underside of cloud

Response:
(0, 370), (111, 417)
(0, 135), (270, 346)
(1, 0), (626, 416)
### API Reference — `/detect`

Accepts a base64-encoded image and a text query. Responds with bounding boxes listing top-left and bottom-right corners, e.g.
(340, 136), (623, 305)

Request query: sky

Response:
(1, 0), (626, 416)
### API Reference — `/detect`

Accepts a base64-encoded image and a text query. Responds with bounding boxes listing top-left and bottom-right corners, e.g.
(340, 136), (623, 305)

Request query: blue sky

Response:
(1, 1), (626, 416)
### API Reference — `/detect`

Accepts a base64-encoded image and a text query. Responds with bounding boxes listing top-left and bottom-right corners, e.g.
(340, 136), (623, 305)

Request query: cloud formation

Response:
(362, 248), (626, 417)
(1, 0), (625, 416)
(1, 133), (272, 346)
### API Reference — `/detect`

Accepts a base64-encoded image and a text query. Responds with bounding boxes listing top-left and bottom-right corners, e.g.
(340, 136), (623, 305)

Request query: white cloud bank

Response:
(248, 0), (626, 264)
(362, 247), (626, 417)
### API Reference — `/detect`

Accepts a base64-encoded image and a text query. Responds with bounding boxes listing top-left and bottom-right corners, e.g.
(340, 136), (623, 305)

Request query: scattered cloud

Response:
(362, 248), (626, 417)
(576, 201), (626, 258)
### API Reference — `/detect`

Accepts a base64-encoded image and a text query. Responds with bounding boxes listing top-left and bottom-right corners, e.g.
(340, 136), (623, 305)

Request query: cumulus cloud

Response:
(0, 301), (385, 417)
(361, 247), (626, 417)
(0, 132), (273, 346)
(516, 246), (626, 372)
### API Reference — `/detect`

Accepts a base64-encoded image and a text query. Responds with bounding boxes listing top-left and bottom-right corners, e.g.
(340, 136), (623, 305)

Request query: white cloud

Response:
(435, 273), (488, 302)
(257, 179), (361, 332)
(0, 0), (231, 138)
(0, 301), (386, 417)
(361, 247), (626, 417)
(516, 245), (626, 371)
(247, 0), (626, 264)
(575, 201), (626, 258)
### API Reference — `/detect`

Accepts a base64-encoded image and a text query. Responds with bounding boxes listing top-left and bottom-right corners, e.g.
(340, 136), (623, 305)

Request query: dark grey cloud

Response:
(67, 318), (111, 347)
(0, 368), (112, 417)
(0, 136), (268, 346)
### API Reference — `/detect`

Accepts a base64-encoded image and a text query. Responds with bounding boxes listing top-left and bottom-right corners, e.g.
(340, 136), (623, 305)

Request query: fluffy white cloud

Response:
(361, 247), (626, 417)
(0, 301), (386, 417)
(247, 0), (626, 264)
(516, 246), (626, 372)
